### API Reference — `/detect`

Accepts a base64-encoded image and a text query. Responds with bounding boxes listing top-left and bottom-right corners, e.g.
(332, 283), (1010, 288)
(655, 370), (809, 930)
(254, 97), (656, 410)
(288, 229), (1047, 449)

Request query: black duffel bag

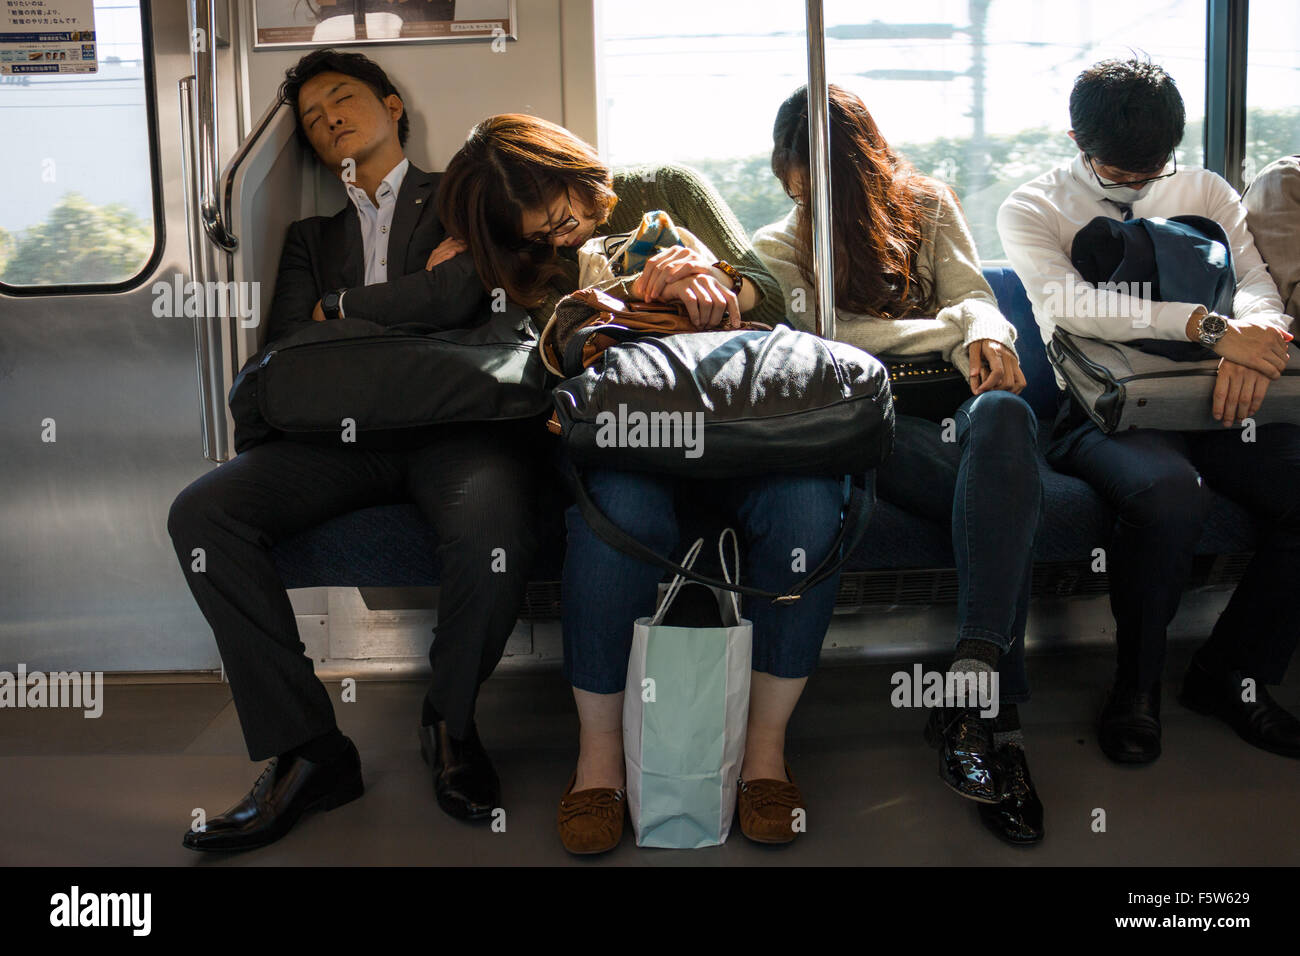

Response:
(229, 305), (550, 453)
(551, 324), (895, 479)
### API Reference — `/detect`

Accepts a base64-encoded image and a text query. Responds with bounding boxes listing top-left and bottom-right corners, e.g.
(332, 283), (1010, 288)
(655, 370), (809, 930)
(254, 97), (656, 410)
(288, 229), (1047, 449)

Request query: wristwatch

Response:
(712, 260), (744, 295)
(320, 288), (347, 321)
(1195, 310), (1229, 347)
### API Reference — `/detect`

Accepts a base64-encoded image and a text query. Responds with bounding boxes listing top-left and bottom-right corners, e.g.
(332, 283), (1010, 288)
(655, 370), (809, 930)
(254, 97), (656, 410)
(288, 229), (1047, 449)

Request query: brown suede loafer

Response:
(556, 771), (626, 855)
(737, 762), (804, 845)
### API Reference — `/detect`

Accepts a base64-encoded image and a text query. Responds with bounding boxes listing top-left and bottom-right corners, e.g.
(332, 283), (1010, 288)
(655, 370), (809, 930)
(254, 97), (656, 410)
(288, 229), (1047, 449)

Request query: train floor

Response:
(3, 639), (1298, 867)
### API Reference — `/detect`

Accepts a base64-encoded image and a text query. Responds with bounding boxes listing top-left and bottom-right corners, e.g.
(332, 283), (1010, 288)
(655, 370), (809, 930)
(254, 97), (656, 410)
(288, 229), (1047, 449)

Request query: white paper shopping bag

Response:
(623, 530), (752, 848)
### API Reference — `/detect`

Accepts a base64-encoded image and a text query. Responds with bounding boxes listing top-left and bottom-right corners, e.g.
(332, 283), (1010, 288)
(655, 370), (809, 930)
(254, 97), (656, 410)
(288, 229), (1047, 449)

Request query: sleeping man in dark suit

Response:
(168, 49), (540, 851)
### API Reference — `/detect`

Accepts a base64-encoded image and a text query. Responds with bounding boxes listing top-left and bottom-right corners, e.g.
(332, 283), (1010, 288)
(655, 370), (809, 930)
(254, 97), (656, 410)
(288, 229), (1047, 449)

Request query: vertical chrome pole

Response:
(805, 0), (835, 340)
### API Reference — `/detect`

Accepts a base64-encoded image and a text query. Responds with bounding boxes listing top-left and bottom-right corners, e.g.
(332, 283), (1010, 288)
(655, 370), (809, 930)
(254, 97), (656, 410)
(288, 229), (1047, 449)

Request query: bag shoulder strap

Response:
(560, 457), (871, 604)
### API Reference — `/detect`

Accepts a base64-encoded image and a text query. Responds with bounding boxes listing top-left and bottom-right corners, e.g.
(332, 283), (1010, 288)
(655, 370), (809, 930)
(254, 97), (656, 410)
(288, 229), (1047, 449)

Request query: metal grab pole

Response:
(805, 0), (835, 340)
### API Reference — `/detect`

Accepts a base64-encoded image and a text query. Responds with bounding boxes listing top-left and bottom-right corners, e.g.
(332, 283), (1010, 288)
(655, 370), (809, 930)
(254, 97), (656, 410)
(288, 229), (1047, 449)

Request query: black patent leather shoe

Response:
(923, 707), (1003, 804)
(1179, 662), (1300, 758)
(1098, 679), (1162, 764)
(419, 720), (500, 821)
(182, 738), (363, 852)
(978, 744), (1044, 846)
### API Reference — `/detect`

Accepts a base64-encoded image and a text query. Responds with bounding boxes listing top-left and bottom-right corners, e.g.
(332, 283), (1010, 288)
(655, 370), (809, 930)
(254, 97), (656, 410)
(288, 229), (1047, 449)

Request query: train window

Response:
(596, 0), (1207, 261)
(0, 0), (160, 293)
(1244, 0), (1300, 185)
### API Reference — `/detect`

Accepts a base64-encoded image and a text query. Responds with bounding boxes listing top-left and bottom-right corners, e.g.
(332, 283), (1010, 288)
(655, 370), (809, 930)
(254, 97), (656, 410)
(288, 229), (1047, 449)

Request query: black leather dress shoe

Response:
(182, 738), (363, 852)
(978, 744), (1044, 846)
(419, 720), (500, 821)
(923, 707), (1003, 804)
(1098, 679), (1162, 764)
(1180, 662), (1300, 758)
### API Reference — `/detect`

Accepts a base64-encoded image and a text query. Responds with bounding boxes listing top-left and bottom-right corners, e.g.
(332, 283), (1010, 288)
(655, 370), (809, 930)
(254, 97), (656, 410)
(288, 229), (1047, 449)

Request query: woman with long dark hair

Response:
(753, 85), (1046, 846)
(439, 114), (861, 854)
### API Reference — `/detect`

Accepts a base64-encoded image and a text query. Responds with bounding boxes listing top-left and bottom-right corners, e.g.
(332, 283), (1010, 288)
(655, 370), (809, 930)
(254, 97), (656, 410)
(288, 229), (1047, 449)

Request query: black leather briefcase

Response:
(228, 306), (549, 453)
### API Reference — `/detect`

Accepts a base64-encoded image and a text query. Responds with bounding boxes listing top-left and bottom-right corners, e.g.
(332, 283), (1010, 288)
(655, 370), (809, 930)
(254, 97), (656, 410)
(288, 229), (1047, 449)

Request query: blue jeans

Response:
(562, 468), (855, 694)
(875, 390), (1043, 703)
(1048, 394), (1300, 688)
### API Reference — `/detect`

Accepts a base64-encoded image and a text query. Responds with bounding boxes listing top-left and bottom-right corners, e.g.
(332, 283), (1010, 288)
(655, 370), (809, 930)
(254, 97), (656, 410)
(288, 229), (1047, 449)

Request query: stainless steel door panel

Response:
(0, 1), (220, 672)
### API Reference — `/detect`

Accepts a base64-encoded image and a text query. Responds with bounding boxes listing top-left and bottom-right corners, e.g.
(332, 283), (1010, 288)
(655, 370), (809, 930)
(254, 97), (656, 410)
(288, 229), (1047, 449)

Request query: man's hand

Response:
(968, 339), (1026, 395)
(312, 300), (326, 322)
(1213, 358), (1273, 427)
(426, 236), (467, 271)
(1208, 318), (1292, 379)
(660, 274), (741, 330)
(633, 246), (715, 302)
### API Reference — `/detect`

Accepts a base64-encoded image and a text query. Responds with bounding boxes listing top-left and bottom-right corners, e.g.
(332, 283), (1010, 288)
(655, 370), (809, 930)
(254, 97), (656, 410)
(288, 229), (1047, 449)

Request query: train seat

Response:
(270, 266), (1258, 598)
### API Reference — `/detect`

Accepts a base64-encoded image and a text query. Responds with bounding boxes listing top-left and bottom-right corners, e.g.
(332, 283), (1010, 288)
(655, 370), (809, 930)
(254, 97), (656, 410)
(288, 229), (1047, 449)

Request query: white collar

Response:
(345, 157), (410, 210)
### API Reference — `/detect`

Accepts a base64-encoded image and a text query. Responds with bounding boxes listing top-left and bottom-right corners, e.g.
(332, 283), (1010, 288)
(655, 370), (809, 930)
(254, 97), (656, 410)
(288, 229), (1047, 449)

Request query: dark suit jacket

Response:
(265, 162), (484, 343)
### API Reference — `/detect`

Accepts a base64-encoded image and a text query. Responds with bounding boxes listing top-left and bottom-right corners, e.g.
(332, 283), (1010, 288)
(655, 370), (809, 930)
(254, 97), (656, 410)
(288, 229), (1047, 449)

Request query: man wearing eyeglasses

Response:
(997, 56), (1300, 768)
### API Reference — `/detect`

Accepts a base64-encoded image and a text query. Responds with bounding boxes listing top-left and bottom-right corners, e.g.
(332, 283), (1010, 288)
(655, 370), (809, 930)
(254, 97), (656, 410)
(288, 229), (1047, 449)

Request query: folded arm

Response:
(997, 193), (1201, 342)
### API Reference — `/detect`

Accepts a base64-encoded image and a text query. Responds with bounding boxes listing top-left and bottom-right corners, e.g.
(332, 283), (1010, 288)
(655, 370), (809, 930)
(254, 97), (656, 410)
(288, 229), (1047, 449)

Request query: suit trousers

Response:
(1048, 398), (1300, 689)
(167, 422), (541, 760)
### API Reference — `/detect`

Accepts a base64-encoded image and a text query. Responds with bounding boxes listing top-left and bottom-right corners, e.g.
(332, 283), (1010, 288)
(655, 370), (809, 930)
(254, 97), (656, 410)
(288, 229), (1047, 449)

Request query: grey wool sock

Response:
(947, 638), (1000, 709)
(992, 703), (1024, 751)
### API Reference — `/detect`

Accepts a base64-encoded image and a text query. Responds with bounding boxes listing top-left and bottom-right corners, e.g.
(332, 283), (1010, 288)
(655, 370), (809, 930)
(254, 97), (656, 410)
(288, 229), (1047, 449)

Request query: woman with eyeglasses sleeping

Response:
(437, 113), (864, 854)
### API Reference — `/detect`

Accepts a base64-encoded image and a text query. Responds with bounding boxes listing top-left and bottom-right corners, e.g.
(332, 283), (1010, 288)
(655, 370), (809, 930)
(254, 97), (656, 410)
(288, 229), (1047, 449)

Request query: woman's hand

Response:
(426, 236), (467, 271)
(968, 339), (1026, 395)
(660, 273), (741, 330)
(633, 246), (715, 301)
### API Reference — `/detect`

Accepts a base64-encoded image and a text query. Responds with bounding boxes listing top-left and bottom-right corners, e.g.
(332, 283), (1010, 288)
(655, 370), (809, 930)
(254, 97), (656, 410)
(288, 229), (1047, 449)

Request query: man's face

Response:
(297, 71), (402, 170)
(1088, 156), (1170, 185)
(1069, 130), (1173, 186)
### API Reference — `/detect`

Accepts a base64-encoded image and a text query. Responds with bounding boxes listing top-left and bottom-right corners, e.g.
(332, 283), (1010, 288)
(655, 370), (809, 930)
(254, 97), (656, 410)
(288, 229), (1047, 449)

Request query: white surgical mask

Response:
(1095, 176), (1156, 204)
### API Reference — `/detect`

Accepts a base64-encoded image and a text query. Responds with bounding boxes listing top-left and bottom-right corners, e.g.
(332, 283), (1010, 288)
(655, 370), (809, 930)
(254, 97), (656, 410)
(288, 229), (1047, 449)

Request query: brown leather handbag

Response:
(540, 287), (770, 378)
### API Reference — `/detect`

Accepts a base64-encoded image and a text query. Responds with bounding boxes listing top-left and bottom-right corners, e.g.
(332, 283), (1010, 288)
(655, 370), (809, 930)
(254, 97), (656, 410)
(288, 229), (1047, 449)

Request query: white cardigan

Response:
(751, 181), (1017, 379)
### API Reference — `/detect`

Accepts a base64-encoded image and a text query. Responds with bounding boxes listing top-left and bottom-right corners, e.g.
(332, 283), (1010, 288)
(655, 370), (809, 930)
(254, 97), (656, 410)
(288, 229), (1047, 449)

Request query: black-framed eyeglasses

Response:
(523, 191), (581, 245)
(1084, 153), (1178, 190)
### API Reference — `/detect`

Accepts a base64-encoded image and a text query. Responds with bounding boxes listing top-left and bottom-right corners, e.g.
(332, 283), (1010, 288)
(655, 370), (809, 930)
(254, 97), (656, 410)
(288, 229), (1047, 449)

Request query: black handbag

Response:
(551, 324), (895, 479)
(229, 305), (549, 453)
(879, 351), (971, 423)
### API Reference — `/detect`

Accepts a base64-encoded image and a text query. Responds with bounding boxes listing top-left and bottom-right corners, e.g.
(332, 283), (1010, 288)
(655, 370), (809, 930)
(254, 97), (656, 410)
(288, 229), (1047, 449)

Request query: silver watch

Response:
(1196, 311), (1229, 347)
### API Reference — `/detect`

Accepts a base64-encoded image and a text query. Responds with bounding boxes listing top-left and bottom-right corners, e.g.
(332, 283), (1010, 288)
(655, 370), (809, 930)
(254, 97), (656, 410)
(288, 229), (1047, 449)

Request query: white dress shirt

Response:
(344, 157), (410, 287)
(997, 153), (1290, 389)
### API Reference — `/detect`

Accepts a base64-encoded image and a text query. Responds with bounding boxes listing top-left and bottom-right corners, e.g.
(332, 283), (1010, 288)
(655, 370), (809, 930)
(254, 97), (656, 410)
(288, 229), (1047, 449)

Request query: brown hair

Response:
(437, 114), (618, 308)
(770, 84), (939, 319)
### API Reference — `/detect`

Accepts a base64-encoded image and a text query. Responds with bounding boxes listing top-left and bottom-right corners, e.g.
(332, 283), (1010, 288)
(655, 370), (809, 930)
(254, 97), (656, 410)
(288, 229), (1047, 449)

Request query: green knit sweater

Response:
(530, 163), (786, 328)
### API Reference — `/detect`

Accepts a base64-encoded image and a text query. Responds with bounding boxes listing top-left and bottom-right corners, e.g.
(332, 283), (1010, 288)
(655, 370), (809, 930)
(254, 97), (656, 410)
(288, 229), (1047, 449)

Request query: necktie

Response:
(1107, 200), (1134, 221)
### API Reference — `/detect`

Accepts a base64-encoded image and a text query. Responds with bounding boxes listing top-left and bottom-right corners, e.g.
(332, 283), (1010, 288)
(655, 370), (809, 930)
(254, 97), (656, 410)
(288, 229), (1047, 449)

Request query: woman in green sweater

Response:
(753, 85), (1046, 847)
(438, 114), (857, 854)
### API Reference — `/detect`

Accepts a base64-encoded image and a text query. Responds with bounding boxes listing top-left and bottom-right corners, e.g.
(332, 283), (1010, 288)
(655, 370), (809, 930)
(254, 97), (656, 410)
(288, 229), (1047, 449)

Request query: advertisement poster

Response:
(0, 0), (96, 74)
(253, 0), (515, 48)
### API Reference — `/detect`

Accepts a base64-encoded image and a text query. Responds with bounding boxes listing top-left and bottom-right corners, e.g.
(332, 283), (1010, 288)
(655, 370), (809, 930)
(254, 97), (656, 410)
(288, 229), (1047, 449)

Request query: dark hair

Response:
(1069, 55), (1184, 173)
(277, 48), (408, 150)
(771, 84), (939, 319)
(437, 114), (618, 308)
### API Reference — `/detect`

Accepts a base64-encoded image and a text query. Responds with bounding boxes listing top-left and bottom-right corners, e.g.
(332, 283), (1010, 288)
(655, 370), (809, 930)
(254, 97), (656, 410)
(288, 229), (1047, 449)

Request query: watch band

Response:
(1197, 311), (1228, 347)
(321, 288), (346, 321)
